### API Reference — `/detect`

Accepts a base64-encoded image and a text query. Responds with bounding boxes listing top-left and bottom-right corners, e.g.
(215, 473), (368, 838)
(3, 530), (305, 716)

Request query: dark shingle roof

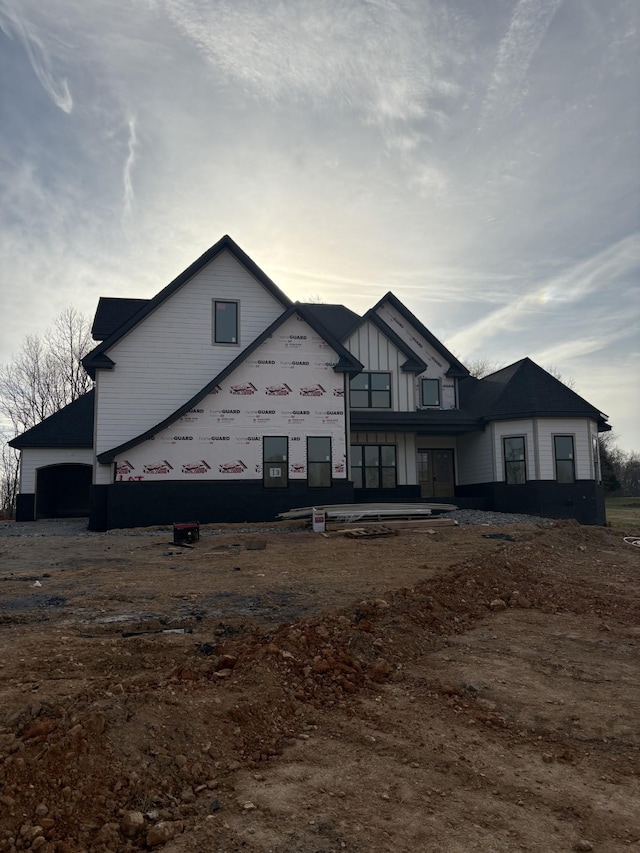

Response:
(91, 298), (149, 340)
(299, 304), (361, 341)
(459, 358), (609, 429)
(8, 390), (95, 449)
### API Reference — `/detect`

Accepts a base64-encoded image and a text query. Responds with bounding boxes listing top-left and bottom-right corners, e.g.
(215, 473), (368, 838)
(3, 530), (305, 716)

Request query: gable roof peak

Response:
(370, 291), (469, 378)
(83, 235), (291, 378)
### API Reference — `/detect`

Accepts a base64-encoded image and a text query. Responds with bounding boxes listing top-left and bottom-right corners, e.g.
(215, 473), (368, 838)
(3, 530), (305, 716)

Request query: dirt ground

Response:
(0, 517), (639, 853)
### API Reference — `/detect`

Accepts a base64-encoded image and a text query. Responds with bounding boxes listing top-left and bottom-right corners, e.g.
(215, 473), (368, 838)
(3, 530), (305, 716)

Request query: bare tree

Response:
(0, 429), (19, 518)
(465, 358), (505, 379)
(0, 308), (93, 515)
(542, 364), (576, 390)
(0, 308), (93, 435)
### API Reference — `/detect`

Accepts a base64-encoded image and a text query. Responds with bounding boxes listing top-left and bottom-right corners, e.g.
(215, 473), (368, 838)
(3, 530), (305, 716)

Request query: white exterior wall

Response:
(458, 417), (597, 484)
(20, 448), (93, 492)
(535, 418), (594, 480)
(345, 321), (415, 410)
(457, 430), (493, 485)
(492, 420), (537, 481)
(115, 315), (347, 482)
(374, 302), (456, 409)
(94, 251), (286, 460)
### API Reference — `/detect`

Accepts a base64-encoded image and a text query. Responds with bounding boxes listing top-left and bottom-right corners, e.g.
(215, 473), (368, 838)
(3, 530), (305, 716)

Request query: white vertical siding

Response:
(94, 250), (286, 455)
(20, 448), (94, 492)
(345, 321), (414, 411)
(350, 431), (411, 485)
(374, 302), (457, 410)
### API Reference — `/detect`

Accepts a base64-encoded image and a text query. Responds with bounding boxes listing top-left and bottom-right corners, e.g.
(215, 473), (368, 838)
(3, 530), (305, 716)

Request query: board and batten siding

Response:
(350, 432), (416, 485)
(345, 322), (415, 410)
(113, 314), (348, 483)
(535, 418), (595, 480)
(456, 429), (493, 485)
(20, 448), (93, 493)
(94, 250), (286, 460)
(374, 302), (456, 409)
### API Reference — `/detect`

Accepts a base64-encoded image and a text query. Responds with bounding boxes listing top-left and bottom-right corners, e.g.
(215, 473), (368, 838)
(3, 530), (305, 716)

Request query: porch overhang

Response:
(350, 410), (482, 435)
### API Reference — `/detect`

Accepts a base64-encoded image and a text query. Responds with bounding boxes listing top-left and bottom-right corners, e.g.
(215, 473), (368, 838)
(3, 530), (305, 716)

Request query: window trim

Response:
(349, 372), (392, 409)
(350, 443), (397, 489)
(502, 435), (527, 484)
(421, 377), (441, 408)
(263, 436), (288, 489)
(553, 434), (576, 484)
(213, 299), (240, 345)
(307, 436), (332, 489)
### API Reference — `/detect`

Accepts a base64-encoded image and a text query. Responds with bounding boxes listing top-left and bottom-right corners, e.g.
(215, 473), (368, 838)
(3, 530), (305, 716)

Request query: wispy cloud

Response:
(158, 0), (470, 134)
(480, 0), (563, 128)
(0, 0), (72, 113)
(448, 232), (640, 355)
(123, 115), (138, 216)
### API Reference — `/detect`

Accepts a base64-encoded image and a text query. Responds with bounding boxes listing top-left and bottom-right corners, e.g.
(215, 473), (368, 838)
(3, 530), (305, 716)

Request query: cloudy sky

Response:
(1, 0), (638, 449)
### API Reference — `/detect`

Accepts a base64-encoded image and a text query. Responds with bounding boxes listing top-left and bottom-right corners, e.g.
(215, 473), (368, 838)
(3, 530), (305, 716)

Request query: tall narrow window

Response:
(592, 436), (601, 483)
(421, 378), (440, 407)
(554, 435), (575, 483)
(213, 300), (238, 344)
(307, 437), (331, 488)
(503, 436), (526, 484)
(263, 436), (288, 488)
(350, 444), (397, 489)
(349, 372), (391, 408)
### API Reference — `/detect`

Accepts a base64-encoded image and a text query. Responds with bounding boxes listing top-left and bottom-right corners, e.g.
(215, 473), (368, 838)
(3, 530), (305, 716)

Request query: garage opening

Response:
(36, 464), (92, 518)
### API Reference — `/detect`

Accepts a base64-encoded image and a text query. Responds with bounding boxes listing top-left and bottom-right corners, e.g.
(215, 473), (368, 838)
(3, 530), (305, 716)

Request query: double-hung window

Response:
(503, 436), (526, 484)
(350, 444), (397, 489)
(263, 437), (288, 488)
(554, 435), (575, 483)
(349, 372), (391, 408)
(213, 300), (238, 344)
(421, 378), (440, 407)
(307, 437), (331, 488)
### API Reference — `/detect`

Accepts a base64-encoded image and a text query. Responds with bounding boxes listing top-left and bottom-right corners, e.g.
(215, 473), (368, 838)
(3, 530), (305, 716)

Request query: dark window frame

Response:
(350, 444), (397, 489)
(307, 436), (332, 488)
(213, 299), (239, 345)
(554, 435), (575, 484)
(421, 377), (441, 407)
(349, 372), (392, 409)
(263, 436), (288, 488)
(503, 435), (527, 484)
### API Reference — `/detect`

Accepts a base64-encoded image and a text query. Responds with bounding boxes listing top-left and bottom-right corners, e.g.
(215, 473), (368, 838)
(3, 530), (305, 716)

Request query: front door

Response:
(417, 449), (455, 498)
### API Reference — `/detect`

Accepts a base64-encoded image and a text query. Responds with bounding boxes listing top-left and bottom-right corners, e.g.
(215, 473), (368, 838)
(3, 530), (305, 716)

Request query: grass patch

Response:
(605, 496), (640, 530)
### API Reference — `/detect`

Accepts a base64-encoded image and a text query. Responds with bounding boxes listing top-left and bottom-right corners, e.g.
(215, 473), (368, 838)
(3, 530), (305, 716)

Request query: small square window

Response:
(214, 300), (238, 344)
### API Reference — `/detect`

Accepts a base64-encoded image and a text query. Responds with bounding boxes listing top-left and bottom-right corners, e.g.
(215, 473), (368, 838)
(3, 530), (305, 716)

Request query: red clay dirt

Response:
(0, 519), (638, 852)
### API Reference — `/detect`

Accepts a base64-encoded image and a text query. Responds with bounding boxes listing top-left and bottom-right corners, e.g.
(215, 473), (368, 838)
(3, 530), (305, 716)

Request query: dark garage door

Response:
(36, 465), (92, 518)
